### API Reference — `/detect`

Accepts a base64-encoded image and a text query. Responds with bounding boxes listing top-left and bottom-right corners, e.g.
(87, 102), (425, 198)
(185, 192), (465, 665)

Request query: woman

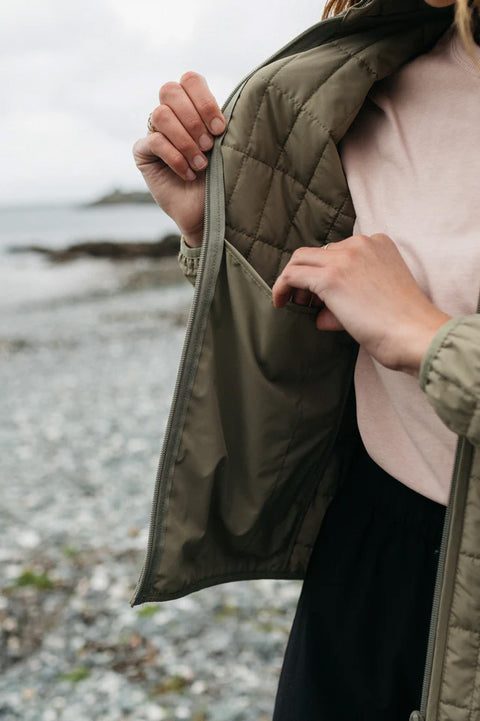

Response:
(132, 0), (480, 718)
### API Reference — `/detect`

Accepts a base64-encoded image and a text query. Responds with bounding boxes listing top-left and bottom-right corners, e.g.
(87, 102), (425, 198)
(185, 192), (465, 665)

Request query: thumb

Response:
(315, 307), (345, 331)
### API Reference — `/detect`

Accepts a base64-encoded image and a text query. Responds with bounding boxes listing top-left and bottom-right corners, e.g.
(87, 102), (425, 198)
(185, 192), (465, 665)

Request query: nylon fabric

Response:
(149, 241), (356, 598)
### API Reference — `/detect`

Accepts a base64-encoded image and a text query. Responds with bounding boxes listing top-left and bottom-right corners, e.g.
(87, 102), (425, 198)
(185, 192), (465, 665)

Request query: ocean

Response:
(0, 203), (180, 311)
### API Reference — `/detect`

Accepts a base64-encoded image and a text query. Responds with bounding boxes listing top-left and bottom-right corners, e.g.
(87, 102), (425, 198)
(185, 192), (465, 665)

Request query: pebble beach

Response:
(0, 240), (301, 721)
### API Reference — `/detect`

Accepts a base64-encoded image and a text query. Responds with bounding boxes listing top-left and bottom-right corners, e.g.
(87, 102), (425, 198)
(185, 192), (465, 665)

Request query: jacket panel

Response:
(134, 1), (480, 717)
(421, 440), (480, 721)
(141, 241), (358, 601)
(420, 315), (480, 446)
(134, 0), (453, 603)
(419, 309), (480, 718)
(222, 13), (452, 288)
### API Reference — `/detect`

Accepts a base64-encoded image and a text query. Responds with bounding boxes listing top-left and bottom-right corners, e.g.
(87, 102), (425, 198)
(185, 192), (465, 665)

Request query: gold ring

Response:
(147, 112), (158, 133)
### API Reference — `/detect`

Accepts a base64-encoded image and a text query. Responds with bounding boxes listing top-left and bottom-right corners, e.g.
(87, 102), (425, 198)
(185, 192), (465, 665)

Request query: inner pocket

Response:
(204, 241), (354, 552)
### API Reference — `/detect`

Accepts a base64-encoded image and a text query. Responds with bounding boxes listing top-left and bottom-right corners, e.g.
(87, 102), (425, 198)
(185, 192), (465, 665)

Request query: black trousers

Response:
(273, 440), (446, 721)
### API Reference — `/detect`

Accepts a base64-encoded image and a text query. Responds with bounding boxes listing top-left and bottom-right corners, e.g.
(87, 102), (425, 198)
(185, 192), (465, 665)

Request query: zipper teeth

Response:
(130, 160), (213, 605)
(419, 437), (464, 717)
(419, 296), (480, 716)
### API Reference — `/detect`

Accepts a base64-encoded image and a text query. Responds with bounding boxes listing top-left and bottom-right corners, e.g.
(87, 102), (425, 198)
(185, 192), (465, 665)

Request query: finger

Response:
(289, 245), (337, 268)
(146, 131), (197, 182)
(133, 135), (165, 164)
(292, 288), (312, 306)
(150, 105), (209, 175)
(315, 307), (345, 331)
(159, 81), (214, 152)
(180, 72), (226, 136)
(272, 266), (321, 308)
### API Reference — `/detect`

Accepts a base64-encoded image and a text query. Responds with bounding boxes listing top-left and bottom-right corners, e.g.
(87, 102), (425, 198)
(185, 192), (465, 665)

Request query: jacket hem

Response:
(131, 569), (304, 605)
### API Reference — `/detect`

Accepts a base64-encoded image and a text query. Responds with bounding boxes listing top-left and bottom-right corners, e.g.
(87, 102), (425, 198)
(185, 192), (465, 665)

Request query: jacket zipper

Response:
(129, 6), (355, 607)
(412, 293), (480, 721)
(130, 137), (221, 605)
(412, 437), (466, 721)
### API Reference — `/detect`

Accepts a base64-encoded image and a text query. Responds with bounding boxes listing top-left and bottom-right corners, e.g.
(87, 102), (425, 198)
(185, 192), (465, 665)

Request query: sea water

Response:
(0, 203), (179, 311)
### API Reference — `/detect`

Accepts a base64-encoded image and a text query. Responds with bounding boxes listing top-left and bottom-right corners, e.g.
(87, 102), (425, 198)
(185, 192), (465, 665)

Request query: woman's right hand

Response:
(133, 72), (226, 248)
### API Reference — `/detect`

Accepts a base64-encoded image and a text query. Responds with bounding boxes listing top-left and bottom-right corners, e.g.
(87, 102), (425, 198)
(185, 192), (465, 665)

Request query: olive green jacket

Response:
(132, 1), (480, 718)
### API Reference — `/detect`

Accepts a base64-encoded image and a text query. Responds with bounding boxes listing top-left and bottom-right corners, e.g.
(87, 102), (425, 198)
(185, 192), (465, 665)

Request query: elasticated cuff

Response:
(178, 236), (201, 284)
(180, 236), (202, 259)
(419, 317), (464, 392)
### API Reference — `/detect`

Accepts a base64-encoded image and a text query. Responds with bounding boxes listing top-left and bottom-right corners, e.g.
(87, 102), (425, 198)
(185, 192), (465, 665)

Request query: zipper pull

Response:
(409, 712), (425, 721)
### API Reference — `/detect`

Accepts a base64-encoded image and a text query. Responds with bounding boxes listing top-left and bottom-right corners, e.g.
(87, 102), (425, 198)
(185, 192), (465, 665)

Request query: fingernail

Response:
(210, 117), (225, 134)
(199, 134), (213, 151)
(186, 169), (196, 181)
(192, 155), (207, 170)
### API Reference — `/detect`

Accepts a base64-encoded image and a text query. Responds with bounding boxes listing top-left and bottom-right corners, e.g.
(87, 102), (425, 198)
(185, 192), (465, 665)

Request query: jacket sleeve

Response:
(178, 236), (201, 286)
(419, 315), (480, 446)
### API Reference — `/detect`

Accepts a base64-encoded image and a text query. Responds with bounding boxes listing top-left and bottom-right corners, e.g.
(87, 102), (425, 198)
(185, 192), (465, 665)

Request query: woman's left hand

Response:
(271, 233), (452, 377)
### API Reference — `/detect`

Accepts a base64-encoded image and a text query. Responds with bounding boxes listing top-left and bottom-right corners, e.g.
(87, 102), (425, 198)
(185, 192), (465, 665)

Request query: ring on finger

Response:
(147, 111), (158, 133)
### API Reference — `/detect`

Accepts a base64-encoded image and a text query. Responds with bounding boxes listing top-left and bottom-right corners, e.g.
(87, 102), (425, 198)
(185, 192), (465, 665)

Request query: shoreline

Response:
(0, 271), (300, 721)
(1, 236), (185, 314)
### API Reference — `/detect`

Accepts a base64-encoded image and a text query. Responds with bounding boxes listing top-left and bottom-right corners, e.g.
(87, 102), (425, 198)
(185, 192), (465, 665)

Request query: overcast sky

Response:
(0, 0), (326, 205)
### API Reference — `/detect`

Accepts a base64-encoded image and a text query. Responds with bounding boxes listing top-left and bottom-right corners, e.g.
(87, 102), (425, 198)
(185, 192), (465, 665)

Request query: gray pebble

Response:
(0, 281), (301, 720)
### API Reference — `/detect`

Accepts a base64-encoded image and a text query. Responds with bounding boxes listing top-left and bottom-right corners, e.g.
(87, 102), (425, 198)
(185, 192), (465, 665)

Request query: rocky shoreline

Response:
(8, 233), (181, 264)
(86, 190), (156, 206)
(0, 268), (300, 721)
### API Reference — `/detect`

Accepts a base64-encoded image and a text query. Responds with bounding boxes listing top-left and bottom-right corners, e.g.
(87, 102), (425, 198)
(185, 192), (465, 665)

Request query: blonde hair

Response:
(322, 0), (480, 66)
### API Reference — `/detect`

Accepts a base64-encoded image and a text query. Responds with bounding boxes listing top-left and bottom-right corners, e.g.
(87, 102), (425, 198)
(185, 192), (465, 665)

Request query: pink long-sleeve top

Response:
(338, 22), (480, 505)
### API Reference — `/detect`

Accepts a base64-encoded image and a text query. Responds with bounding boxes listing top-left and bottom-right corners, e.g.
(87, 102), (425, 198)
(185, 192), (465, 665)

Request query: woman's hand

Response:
(132, 72), (226, 248)
(271, 233), (452, 377)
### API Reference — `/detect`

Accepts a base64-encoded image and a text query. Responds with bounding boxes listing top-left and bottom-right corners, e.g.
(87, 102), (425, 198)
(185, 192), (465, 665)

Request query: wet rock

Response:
(8, 233), (181, 263)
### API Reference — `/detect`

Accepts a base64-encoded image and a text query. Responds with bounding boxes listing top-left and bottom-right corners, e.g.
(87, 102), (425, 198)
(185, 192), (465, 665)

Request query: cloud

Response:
(0, 0), (325, 204)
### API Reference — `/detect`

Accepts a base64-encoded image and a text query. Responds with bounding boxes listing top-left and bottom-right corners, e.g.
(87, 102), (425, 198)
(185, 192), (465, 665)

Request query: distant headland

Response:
(86, 189), (156, 206)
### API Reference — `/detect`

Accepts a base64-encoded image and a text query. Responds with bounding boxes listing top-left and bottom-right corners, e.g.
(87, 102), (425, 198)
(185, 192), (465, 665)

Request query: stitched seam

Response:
(246, 160), (276, 261)
(425, 325), (461, 385)
(269, 249), (293, 287)
(222, 144), (355, 220)
(224, 32), (398, 284)
(329, 38), (379, 80)
(225, 55), (299, 209)
(449, 624), (480, 634)
(438, 624), (480, 713)
(247, 39), (381, 260)
(273, 140), (331, 280)
(245, 52), (357, 263)
(323, 193), (352, 245)
(468, 405), (480, 443)
(468, 640), (480, 720)
(244, 82), (322, 262)
(226, 222), (286, 253)
(427, 367), (477, 407)
(265, 78), (336, 137)
(224, 245), (272, 301)
(440, 700), (472, 710)
(229, 34), (382, 264)
(459, 551), (480, 562)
